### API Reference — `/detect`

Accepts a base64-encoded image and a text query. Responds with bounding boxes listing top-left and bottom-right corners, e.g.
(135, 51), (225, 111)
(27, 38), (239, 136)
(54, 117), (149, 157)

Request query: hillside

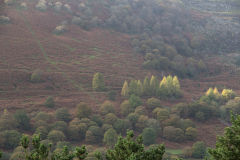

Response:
(0, 0), (240, 159)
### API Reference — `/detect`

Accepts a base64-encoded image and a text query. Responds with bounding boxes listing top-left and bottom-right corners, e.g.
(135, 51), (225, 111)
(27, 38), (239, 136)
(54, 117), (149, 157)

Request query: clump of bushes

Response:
(44, 96), (55, 108)
(35, 0), (47, 11)
(0, 16), (10, 24)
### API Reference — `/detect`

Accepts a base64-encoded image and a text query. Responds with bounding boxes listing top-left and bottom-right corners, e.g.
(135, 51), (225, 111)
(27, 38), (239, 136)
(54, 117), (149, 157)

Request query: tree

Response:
(173, 76), (181, 97)
(121, 81), (129, 97)
(120, 100), (133, 116)
(143, 76), (151, 96)
(137, 80), (143, 96)
(95, 130), (165, 160)
(103, 128), (118, 147)
(14, 110), (30, 130)
(163, 126), (184, 142)
(185, 127), (197, 140)
(56, 108), (71, 122)
(20, 134), (88, 160)
(208, 113), (240, 160)
(92, 73), (105, 91)
(85, 126), (103, 144)
(47, 130), (66, 144)
(150, 75), (158, 96)
(100, 100), (115, 115)
(129, 80), (138, 96)
(0, 130), (21, 149)
(222, 89), (236, 101)
(129, 94), (142, 109)
(77, 102), (92, 118)
(142, 128), (157, 145)
(192, 141), (206, 158)
(45, 96), (55, 108)
(146, 97), (161, 110)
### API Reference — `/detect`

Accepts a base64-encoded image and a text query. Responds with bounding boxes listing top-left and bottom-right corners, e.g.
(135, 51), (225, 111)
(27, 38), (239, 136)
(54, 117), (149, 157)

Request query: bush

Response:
(4, 0), (14, 5)
(154, 108), (170, 122)
(54, 25), (67, 35)
(120, 100), (133, 116)
(178, 119), (195, 130)
(0, 109), (17, 131)
(163, 126), (184, 142)
(77, 102), (92, 118)
(54, 2), (62, 12)
(142, 128), (157, 145)
(44, 96), (55, 108)
(0, 16), (10, 24)
(85, 126), (103, 144)
(67, 123), (87, 141)
(35, 0), (47, 11)
(104, 113), (118, 125)
(14, 110), (30, 130)
(146, 98), (161, 110)
(129, 94), (142, 109)
(55, 108), (71, 122)
(34, 112), (53, 122)
(30, 70), (43, 83)
(47, 130), (66, 144)
(192, 141), (206, 158)
(185, 127), (197, 140)
(182, 146), (193, 158)
(103, 128), (118, 147)
(91, 115), (103, 126)
(195, 111), (205, 122)
(135, 115), (148, 132)
(0, 130), (21, 149)
(101, 124), (113, 133)
(100, 101), (115, 115)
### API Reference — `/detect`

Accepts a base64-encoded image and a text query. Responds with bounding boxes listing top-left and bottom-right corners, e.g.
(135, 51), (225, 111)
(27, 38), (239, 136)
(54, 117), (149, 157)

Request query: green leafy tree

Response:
(208, 113), (240, 160)
(100, 100), (115, 115)
(96, 130), (165, 160)
(56, 108), (71, 122)
(14, 110), (30, 130)
(142, 128), (157, 145)
(129, 80), (138, 96)
(0, 130), (21, 149)
(120, 100), (133, 116)
(150, 75), (158, 96)
(77, 102), (92, 118)
(136, 80), (143, 96)
(92, 73), (105, 91)
(121, 81), (129, 97)
(192, 141), (206, 158)
(129, 94), (142, 109)
(103, 128), (118, 147)
(143, 76), (151, 96)
(47, 130), (66, 144)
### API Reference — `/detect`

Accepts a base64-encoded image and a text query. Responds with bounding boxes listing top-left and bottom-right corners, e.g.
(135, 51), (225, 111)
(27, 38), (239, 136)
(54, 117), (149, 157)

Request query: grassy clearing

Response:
(166, 149), (183, 155)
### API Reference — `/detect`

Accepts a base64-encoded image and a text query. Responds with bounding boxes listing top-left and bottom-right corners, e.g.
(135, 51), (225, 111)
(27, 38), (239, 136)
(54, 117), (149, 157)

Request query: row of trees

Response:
(121, 75), (182, 98)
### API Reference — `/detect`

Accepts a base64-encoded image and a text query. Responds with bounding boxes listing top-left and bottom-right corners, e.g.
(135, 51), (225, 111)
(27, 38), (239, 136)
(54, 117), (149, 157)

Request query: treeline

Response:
(121, 75), (182, 98)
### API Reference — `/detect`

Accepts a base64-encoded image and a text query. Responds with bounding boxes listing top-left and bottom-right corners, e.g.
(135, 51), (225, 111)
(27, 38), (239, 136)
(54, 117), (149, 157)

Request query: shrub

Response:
(163, 126), (184, 142)
(147, 119), (161, 134)
(192, 141), (206, 158)
(146, 98), (162, 110)
(222, 89), (236, 101)
(85, 126), (103, 144)
(4, 0), (14, 5)
(0, 16), (10, 24)
(72, 16), (82, 25)
(103, 128), (118, 147)
(92, 73), (105, 91)
(0, 130), (21, 149)
(0, 109), (17, 131)
(35, 0), (47, 11)
(107, 91), (117, 101)
(100, 101), (115, 115)
(120, 100), (133, 116)
(56, 141), (72, 150)
(129, 94), (142, 109)
(135, 115), (148, 132)
(35, 126), (48, 139)
(54, 2), (62, 12)
(54, 25), (67, 35)
(104, 113), (118, 125)
(14, 110), (30, 130)
(55, 108), (71, 122)
(185, 127), (197, 141)
(10, 152), (25, 160)
(77, 102), (92, 118)
(30, 70), (43, 83)
(44, 96), (55, 108)
(142, 128), (157, 145)
(67, 123), (87, 141)
(155, 108), (170, 122)
(47, 130), (66, 144)
(178, 119), (195, 130)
